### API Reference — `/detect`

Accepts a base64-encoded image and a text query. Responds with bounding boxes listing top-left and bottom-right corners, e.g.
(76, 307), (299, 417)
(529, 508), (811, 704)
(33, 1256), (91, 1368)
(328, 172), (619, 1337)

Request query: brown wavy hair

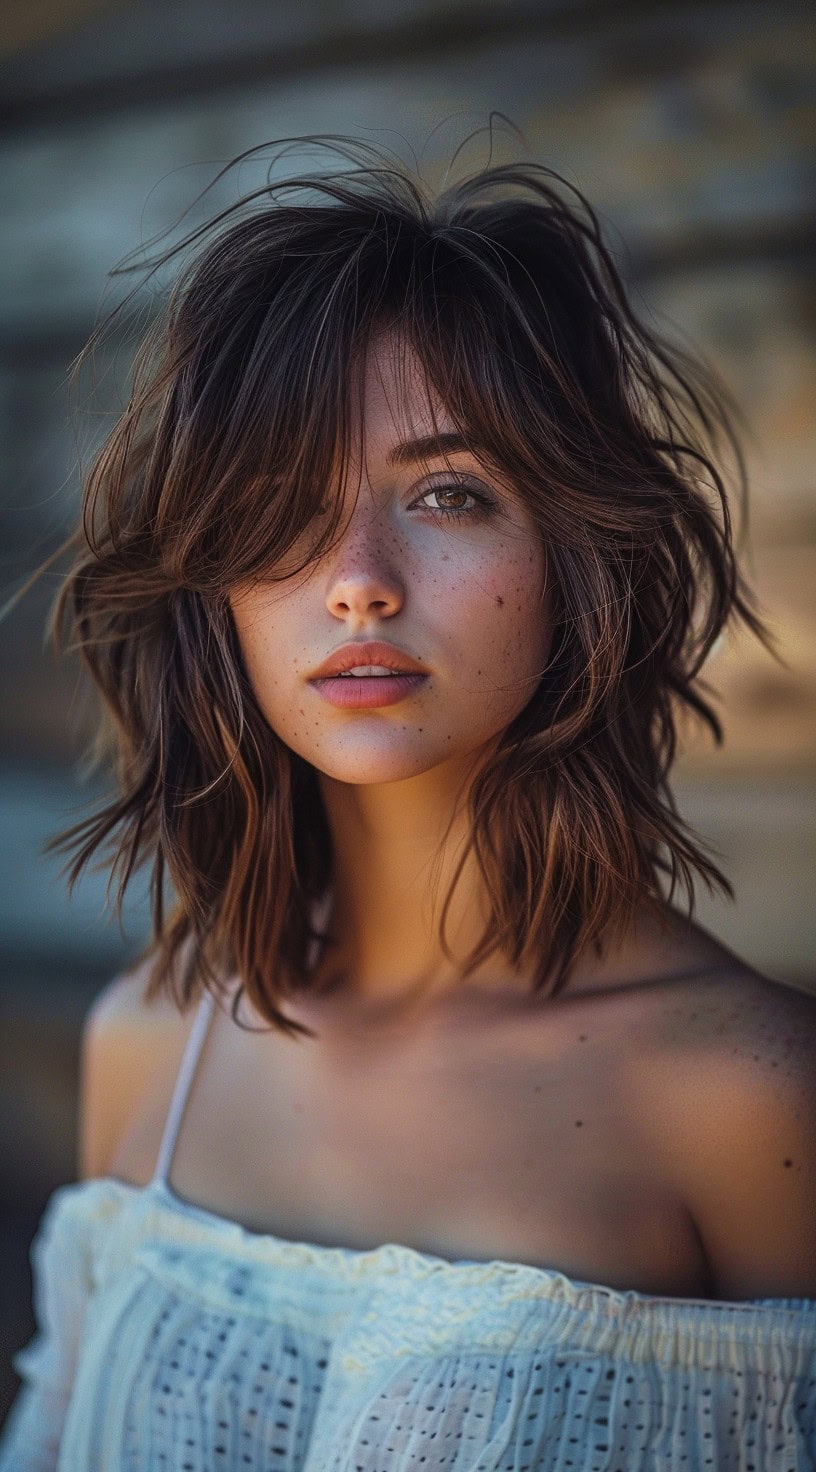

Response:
(30, 135), (775, 1041)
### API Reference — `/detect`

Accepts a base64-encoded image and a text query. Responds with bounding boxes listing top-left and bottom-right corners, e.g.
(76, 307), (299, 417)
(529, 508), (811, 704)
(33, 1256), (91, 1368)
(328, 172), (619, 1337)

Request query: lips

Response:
(308, 640), (426, 680)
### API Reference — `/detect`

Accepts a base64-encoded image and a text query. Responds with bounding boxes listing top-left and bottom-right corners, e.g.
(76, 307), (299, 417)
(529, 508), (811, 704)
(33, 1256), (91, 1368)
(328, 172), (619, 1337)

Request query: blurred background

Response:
(0, 0), (814, 1426)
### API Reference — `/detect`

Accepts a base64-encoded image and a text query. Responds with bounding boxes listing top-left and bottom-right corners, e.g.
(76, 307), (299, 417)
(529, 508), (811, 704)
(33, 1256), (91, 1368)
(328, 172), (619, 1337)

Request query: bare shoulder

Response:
(638, 956), (816, 1060)
(84, 948), (197, 1030)
(630, 963), (816, 1299)
(78, 953), (200, 1182)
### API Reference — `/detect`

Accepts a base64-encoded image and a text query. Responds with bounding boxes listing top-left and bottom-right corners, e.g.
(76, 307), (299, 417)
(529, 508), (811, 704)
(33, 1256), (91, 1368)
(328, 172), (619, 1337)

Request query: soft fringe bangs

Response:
(27, 137), (776, 1040)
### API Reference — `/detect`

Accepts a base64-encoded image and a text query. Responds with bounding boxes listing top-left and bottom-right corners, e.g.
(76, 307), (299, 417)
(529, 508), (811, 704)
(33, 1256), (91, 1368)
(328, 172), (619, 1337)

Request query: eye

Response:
(414, 478), (495, 523)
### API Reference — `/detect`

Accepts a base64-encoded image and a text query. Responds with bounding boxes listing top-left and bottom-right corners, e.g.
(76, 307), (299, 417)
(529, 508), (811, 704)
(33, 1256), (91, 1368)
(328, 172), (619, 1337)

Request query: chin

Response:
(296, 738), (455, 786)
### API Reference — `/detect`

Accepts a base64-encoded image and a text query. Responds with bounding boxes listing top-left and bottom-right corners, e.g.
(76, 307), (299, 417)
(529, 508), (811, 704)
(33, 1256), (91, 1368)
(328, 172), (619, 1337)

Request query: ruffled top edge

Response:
(45, 1172), (816, 1319)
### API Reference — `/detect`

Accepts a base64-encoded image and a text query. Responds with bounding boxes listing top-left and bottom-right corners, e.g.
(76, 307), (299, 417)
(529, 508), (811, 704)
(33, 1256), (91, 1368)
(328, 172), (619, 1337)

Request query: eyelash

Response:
(413, 479), (495, 523)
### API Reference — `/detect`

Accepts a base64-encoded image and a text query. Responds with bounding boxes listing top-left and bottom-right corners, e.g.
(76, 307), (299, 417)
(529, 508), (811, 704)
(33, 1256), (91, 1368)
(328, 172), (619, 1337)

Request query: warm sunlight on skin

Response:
(228, 330), (554, 1022)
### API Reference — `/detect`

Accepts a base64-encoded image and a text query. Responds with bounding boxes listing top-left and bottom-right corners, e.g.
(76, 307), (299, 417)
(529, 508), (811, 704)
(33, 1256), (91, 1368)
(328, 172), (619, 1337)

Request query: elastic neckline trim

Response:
(71, 1171), (816, 1317)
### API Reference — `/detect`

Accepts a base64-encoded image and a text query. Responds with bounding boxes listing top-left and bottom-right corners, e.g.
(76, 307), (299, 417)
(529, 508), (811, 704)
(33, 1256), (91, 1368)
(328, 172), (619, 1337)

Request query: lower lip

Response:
(309, 674), (429, 708)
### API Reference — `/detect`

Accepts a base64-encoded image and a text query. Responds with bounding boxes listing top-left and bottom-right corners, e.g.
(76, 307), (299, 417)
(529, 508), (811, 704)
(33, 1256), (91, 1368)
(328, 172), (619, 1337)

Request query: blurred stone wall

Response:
(0, 0), (813, 1423)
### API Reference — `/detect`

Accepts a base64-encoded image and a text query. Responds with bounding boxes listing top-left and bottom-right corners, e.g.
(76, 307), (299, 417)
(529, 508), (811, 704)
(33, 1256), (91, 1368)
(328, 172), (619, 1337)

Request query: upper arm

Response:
(77, 959), (188, 1182)
(635, 974), (816, 1301)
(681, 1043), (816, 1301)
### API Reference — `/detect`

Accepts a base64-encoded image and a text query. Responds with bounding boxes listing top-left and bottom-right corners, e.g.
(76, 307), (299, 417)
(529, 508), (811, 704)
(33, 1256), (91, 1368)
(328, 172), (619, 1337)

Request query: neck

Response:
(311, 754), (522, 1017)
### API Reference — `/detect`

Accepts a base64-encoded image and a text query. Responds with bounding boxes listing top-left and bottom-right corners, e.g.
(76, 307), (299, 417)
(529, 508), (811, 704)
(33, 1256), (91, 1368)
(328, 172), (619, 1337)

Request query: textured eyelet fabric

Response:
(1, 1173), (814, 1471)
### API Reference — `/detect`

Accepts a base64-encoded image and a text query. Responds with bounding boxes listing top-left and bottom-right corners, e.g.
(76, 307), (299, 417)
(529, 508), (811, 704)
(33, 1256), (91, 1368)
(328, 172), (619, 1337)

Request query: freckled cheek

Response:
(462, 551), (549, 673)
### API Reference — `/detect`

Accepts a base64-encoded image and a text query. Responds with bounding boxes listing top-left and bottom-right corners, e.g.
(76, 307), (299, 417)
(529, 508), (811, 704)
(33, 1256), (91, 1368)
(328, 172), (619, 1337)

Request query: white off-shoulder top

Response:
(1, 980), (814, 1472)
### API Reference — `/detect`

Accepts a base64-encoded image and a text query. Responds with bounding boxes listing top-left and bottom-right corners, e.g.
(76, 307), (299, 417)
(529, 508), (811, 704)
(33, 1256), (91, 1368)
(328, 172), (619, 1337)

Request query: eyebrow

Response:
(386, 431), (475, 467)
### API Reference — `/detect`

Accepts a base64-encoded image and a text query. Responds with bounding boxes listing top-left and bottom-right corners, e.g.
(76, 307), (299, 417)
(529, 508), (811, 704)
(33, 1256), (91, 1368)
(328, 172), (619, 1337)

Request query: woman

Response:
(1, 136), (814, 1471)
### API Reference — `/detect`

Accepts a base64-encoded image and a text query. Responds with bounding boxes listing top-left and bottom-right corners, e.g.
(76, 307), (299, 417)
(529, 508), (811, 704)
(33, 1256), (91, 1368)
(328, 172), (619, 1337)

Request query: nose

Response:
(325, 567), (404, 621)
(324, 504), (405, 622)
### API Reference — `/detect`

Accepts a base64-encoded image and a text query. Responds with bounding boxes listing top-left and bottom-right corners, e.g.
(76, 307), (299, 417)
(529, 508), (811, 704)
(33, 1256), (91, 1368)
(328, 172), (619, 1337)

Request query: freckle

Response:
(578, 1034), (587, 1042)
(575, 1120), (583, 1128)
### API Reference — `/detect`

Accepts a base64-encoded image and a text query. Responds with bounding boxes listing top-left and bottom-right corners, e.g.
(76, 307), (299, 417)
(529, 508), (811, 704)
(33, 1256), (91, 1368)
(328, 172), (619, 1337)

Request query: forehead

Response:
(352, 328), (454, 445)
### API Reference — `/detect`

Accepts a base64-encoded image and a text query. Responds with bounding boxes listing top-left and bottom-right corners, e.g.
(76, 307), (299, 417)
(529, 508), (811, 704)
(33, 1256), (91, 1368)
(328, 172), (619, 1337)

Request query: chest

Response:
(116, 993), (714, 1298)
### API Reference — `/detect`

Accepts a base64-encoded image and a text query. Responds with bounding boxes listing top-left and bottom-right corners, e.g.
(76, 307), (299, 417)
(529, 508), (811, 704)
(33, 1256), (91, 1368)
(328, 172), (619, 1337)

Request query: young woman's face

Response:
(228, 331), (554, 786)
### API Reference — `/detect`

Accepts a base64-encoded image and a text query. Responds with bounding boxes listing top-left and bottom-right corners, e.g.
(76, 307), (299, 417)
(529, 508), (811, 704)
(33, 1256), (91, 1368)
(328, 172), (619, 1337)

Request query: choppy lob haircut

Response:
(42, 136), (773, 1040)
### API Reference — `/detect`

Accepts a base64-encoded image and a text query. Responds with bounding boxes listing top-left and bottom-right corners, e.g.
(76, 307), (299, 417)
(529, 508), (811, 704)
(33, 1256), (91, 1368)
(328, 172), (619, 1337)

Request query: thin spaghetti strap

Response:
(151, 988), (217, 1187)
(151, 888), (331, 1186)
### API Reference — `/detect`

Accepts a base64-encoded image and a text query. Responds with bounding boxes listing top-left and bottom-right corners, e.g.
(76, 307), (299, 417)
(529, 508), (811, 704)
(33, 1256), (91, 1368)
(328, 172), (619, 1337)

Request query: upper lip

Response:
(309, 640), (427, 679)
